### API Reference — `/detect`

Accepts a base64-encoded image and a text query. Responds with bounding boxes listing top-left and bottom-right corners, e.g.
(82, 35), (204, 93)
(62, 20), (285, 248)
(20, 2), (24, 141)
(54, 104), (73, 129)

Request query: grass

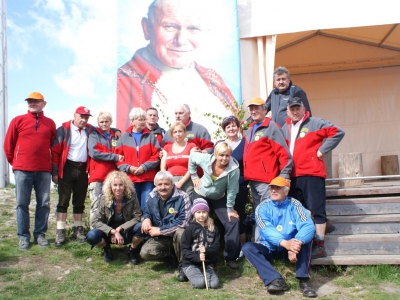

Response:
(0, 188), (399, 299)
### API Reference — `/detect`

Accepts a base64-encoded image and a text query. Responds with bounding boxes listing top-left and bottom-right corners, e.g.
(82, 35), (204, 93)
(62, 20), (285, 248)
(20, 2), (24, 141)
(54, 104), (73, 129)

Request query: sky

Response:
(7, 0), (117, 128)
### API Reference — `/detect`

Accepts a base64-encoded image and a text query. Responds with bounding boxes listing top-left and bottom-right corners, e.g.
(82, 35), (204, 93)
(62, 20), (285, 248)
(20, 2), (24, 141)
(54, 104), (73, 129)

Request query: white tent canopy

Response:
(238, 0), (400, 177)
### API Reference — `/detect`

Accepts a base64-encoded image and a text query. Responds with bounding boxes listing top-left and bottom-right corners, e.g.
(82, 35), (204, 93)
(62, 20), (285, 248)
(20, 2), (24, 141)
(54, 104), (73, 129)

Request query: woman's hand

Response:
(118, 155), (124, 162)
(114, 231), (124, 245)
(228, 210), (239, 222)
(192, 178), (201, 189)
(174, 180), (183, 189)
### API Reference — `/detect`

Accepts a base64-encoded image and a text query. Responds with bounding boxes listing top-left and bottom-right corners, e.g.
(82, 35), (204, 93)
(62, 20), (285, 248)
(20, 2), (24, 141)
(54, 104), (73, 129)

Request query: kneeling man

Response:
(242, 177), (317, 298)
(140, 171), (191, 281)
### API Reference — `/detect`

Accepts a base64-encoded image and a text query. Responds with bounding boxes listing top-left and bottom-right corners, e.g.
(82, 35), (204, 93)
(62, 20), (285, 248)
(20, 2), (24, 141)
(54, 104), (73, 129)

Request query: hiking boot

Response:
(225, 259), (239, 269)
(267, 278), (289, 293)
(103, 244), (113, 262)
(55, 229), (66, 247)
(128, 246), (140, 265)
(19, 239), (30, 250)
(70, 226), (86, 242)
(167, 254), (179, 269)
(299, 278), (317, 298)
(177, 265), (188, 282)
(325, 219), (336, 234)
(311, 240), (327, 259)
(34, 235), (49, 247)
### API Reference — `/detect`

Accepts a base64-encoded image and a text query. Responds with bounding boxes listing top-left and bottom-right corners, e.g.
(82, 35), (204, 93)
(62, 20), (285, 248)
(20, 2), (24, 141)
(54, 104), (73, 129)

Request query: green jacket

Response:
(91, 193), (142, 235)
(189, 152), (239, 212)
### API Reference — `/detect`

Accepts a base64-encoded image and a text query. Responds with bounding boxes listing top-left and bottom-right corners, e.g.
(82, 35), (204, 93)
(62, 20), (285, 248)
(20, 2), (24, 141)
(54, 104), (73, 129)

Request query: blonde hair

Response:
(169, 121), (186, 136)
(97, 111), (113, 123)
(193, 212), (215, 232)
(102, 171), (135, 206)
(214, 141), (232, 156)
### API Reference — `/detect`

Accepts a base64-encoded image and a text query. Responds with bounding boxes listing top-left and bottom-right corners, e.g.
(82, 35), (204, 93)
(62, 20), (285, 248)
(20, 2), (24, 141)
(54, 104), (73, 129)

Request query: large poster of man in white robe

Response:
(117, 0), (242, 136)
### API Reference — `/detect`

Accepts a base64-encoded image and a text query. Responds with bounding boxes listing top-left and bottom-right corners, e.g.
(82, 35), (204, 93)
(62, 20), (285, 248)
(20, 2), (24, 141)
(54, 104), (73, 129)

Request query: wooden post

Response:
(381, 155), (399, 179)
(323, 151), (333, 185)
(338, 153), (364, 187)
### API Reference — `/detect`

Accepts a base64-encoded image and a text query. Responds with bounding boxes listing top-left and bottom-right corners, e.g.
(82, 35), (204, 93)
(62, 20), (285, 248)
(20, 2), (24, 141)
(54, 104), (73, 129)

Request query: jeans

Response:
(86, 223), (142, 246)
(14, 170), (51, 241)
(133, 181), (155, 211)
(183, 264), (219, 289)
(242, 241), (312, 286)
(250, 181), (270, 242)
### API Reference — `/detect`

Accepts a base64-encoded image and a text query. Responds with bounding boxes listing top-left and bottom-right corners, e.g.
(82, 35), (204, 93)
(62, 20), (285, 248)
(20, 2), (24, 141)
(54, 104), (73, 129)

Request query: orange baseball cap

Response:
(269, 177), (290, 188)
(247, 97), (265, 107)
(25, 92), (45, 101)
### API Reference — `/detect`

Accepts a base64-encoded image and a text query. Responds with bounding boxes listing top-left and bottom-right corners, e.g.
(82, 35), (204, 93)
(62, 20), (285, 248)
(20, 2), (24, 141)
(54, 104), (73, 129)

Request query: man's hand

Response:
(114, 131), (122, 139)
(317, 150), (325, 160)
(200, 252), (205, 261)
(52, 175), (58, 184)
(134, 166), (145, 175)
(288, 250), (298, 263)
(280, 238), (302, 254)
(129, 166), (138, 174)
(199, 245), (205, 253)
(141, 219), (152, 234)
(118, 155), (124, 162)
(148, 226), (161, 237)
(191, 147), (201, 153)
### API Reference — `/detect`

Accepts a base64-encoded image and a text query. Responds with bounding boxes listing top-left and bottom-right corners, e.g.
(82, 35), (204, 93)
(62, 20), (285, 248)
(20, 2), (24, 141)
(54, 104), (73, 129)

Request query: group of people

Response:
(4, 66), (345, 297)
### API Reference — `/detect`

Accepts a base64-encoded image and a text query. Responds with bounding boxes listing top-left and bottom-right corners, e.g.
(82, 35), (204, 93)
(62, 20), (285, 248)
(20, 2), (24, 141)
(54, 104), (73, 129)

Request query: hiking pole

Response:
(202, 261), (209, 290)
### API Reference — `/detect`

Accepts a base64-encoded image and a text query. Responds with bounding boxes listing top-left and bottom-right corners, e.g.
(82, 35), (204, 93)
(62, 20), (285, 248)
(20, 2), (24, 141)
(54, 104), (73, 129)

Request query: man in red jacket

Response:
(281, 97), (345, 259)
(243, 97), (292, 241)
(52, 106), (95, 247)
(3, 92), (56, 250)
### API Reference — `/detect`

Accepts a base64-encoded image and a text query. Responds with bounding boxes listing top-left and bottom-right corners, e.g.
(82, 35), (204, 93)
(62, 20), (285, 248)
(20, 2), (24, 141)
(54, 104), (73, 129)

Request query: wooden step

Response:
(311, 255), (400, 265)
(326, 199), (400, 215)
(327, 215), (400, 234)
(324, 234), (400, 256)
(326, 181), (400, 197)
(327, 196), (400, 204)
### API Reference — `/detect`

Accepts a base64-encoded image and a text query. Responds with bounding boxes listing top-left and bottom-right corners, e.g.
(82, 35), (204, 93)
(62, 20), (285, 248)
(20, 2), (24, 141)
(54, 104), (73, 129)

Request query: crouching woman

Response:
(87, 170), (144, 264)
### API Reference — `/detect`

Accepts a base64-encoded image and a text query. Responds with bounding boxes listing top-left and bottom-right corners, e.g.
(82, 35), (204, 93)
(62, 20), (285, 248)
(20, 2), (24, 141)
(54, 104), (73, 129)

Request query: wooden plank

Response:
(325, 242), (400, 255)
(326, 203), (400, 215)
(328, 214), (400, 223)
(327, 222), (400, 235)
(311, 255), (400, 265)
(325, 233), (400, 242)
(326, 186), (400, 197)
(327, 196), (400, 205)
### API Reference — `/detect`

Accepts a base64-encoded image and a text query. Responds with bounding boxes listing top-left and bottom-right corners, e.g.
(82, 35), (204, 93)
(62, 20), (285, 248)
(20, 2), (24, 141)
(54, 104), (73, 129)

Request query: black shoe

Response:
(299, 279), (317, 298)
(71, 226), (86, 242)
(325, 219), (336, 234)
(311, 240), (327, 259)
(167, 254), (179, 269)
(103, 244), (113, 262)
(55, 229), (66, 247)
(177, 265), (188, 282)
(128, 246), (140, 265)
(267, 278), (289, 293)
(225, 259), (239, 269)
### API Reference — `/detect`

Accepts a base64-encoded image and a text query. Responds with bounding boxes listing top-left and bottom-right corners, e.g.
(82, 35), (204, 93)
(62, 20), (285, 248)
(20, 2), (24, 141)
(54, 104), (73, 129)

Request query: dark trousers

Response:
(191, 191), (240, 261)
(86, 223), (142, 246)
(242, 241), (312, 286)
(57, 160), (88, 214)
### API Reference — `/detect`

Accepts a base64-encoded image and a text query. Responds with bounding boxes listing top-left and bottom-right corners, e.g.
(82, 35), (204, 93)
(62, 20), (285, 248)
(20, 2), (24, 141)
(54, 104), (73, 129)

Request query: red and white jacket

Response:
(281, 111), (345, 178)
(243, 117), (292, 183)
(88, 128), (119, 183)
(115, 126), (160, 183)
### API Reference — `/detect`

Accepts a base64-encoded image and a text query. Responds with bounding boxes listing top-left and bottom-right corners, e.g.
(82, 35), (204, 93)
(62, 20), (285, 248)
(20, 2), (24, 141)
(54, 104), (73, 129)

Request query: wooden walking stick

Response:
(202, 260), (209, 290)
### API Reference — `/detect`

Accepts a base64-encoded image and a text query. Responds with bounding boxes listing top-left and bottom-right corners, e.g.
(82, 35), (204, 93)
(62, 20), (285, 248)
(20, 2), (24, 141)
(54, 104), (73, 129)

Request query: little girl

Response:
(180, 198), (220, 289)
